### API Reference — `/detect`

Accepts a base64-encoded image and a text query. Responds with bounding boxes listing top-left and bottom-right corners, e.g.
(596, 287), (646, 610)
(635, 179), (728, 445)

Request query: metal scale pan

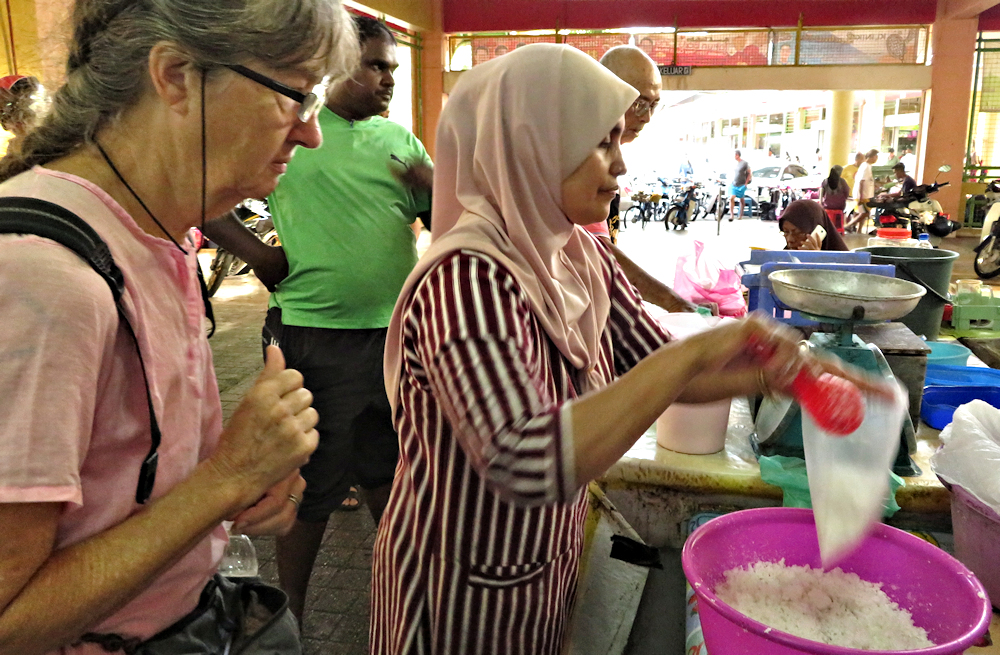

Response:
(768, 269), (925, 322)
(755, 268), (926, 476)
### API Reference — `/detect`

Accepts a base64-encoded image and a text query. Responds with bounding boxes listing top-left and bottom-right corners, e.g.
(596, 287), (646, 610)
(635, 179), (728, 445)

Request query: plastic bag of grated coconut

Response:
(715, 559), (934, 650)
(803, 382), (909, 568)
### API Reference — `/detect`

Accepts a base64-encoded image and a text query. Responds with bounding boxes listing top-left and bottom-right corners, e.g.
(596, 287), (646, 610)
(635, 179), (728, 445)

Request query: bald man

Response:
(583, 45), (698, 313)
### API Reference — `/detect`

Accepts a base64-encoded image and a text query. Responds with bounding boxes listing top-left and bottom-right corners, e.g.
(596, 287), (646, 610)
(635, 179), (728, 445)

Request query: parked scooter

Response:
(867, 165), (957, 239)
(204, 199), (278, 296)
(974, 178), (1000, 278)
(665, 182), (702, 231)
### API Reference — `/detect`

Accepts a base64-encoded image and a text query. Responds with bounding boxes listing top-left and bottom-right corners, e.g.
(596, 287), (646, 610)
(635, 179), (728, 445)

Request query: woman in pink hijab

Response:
(372, 44), (865, 654)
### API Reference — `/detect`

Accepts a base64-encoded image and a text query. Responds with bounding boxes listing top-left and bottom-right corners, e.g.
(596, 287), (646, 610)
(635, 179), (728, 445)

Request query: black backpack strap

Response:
(0, 197), (160, 504)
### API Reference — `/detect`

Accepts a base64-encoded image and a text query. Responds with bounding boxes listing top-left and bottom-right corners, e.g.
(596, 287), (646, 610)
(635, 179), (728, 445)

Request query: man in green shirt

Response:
(203, 16), (432, 624)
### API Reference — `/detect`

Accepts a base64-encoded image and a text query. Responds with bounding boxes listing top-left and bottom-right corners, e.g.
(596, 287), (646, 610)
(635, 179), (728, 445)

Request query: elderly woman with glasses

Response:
(0, 0), (355, 652)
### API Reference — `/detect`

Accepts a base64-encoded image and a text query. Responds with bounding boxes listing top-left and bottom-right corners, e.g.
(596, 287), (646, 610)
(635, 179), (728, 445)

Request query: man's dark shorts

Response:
(263, 308), (398, 523)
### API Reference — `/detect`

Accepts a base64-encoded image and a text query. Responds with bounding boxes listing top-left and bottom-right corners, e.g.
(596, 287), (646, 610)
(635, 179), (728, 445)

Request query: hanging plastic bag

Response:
(672, 241), (747, 317)
(931, 400), (1000, 513)
(802, 382), (909, 568)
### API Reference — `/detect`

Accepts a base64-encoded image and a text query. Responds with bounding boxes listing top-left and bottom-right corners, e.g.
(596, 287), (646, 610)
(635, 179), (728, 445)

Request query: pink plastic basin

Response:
(681, 507), (991, 654)
(952, 485), (1000, 610)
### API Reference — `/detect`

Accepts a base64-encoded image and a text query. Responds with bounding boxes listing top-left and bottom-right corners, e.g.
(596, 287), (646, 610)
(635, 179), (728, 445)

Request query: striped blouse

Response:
(371, 246), (669, 654)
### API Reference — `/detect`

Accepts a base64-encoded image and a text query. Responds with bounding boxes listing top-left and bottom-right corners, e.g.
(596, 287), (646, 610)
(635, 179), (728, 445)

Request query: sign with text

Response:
(658, 65), (692, 76)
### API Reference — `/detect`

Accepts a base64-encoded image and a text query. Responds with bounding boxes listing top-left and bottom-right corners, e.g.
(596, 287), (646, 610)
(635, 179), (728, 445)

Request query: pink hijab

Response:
(384, 44), (638, 413)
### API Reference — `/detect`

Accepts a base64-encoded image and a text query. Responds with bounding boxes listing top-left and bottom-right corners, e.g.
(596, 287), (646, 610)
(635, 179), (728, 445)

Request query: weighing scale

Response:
(751, 269), (928, 477)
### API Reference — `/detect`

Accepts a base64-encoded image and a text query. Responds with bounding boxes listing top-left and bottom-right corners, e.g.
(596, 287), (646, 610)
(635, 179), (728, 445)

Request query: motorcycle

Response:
(867, 166), (957, 239)
(665, 181), (701, 231)
(974, 178), (1000, 278)
(204, 199), (278, 296)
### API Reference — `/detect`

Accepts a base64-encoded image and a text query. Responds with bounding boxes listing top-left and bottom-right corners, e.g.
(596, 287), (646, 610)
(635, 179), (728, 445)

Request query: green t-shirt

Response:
(268, 109), (432, 329)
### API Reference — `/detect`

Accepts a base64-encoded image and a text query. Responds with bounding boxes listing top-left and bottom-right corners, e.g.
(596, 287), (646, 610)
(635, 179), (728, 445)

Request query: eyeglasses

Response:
(631, 97), (659, 118)
(226, 64), (327, 122)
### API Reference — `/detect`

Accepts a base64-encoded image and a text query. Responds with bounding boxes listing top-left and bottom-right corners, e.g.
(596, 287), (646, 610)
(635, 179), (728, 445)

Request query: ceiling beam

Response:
(944, 0), (1000, 19)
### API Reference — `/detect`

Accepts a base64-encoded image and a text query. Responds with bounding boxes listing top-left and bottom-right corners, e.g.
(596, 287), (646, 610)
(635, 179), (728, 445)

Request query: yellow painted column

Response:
(419, 29), (444, 158)
(924, 0), (978, 223)
(828, 90), (853, 168)
(6, 0), (70, 85)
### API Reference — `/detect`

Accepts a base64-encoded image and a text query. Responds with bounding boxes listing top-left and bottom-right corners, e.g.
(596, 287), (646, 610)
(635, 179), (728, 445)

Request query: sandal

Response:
(336, 486), (360, 512)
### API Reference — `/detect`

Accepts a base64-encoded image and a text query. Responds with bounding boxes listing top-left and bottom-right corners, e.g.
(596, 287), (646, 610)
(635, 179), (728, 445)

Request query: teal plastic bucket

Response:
(856, 246), (959, 341)
(926, 341), (972, 367)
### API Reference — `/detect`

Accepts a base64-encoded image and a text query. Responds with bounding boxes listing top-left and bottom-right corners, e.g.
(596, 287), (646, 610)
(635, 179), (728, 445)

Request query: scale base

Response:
(751, 332), (921, 478)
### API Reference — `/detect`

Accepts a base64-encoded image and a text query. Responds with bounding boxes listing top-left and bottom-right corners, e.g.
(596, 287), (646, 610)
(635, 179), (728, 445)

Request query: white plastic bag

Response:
(931, 400), (1000, 513)
(802, 382), (908, 567)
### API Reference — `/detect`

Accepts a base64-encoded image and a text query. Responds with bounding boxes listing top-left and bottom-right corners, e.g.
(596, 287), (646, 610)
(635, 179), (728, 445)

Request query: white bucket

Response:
(656, 399), (731, 454)
(647, 307), (733, 455)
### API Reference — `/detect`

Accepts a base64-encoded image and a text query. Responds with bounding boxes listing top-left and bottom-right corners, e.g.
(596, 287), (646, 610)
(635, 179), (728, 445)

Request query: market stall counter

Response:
(597, 396), (951, 551)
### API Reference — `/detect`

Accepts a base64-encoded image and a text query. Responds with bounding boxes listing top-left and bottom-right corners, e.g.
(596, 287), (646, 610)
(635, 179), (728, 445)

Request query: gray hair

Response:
(0, 0), (357, 181)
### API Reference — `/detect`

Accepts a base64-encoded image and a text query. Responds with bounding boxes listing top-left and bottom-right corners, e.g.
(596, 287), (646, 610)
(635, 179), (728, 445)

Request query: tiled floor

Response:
(204, 270), (375, 655)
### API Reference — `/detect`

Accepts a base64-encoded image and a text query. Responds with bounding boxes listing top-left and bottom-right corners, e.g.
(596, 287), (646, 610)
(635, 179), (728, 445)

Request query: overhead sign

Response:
(659, 65), (692, 76)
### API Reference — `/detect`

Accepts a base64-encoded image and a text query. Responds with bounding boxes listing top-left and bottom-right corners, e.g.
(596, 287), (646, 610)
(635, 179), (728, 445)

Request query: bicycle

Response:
(622, 191), (664, 229)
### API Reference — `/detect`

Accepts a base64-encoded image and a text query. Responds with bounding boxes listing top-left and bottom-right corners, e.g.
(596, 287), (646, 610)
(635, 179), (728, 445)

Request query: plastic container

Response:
(954, 279), (984, 306)
(920, 385), (1000, 429)
(924, 363), (1000, 387)
(918, 233), (933, 248)
(856, 246), (959, 341)
(867, 227), (918, 248)
(652, 311), (732, 454)
(926, 340), (972, 367)
(681, 507), (992, 655)
(656, 400), (731, 454)
(951, 484), (1000, 610)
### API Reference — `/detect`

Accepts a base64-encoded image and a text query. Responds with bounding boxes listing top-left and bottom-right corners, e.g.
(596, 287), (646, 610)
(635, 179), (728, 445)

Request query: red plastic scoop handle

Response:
(747, 335), (864, 436)
(789, 370), (864, 436)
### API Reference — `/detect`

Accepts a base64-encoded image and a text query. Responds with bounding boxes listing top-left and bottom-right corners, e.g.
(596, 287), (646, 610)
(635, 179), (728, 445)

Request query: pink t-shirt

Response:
(0, 168), (227, 651)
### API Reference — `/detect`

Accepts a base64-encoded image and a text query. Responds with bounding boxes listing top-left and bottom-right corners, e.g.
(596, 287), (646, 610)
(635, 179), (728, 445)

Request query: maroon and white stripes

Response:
(371, 248), (669, 654)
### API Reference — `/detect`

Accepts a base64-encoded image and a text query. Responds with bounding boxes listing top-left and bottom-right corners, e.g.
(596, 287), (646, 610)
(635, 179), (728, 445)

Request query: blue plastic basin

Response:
(924, 364), (1000, 387)
(921, 385), (1000, 429)
(926, 341), (972, 367)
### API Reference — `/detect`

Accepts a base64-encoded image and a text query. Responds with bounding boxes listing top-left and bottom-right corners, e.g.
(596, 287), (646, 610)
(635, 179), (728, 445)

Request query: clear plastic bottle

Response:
(917, 233), (933, 249)
(218, 521), (259, 577)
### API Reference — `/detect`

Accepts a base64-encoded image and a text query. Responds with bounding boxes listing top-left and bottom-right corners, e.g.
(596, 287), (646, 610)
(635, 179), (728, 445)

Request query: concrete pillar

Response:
(829, 90), (854, 167)
(923, 0), (979, 222)
(419, 29), (445, 157)
(856, 90), (886, 156)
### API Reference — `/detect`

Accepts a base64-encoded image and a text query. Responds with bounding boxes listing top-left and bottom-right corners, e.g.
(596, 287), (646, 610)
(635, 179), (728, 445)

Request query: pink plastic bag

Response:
(672, 241), (748, 317)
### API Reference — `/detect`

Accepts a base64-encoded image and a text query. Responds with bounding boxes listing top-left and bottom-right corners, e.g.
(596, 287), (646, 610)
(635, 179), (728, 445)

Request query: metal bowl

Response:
(768, 269), (925, 321)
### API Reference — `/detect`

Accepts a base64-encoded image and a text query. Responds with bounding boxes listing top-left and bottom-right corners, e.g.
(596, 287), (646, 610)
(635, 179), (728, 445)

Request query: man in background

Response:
(891, 162), (916, 196)
(728, 149), (752, 221)
(846, 148), (878, 232)
(886, 147), (900, 168)
(840, 151), (863, 201)
(202, 16), (432, 625)
(582, 45), (697, 313)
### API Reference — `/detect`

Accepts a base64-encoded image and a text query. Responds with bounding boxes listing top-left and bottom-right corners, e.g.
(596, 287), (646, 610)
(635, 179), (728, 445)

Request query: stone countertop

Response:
(598, 397), (950, 515)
